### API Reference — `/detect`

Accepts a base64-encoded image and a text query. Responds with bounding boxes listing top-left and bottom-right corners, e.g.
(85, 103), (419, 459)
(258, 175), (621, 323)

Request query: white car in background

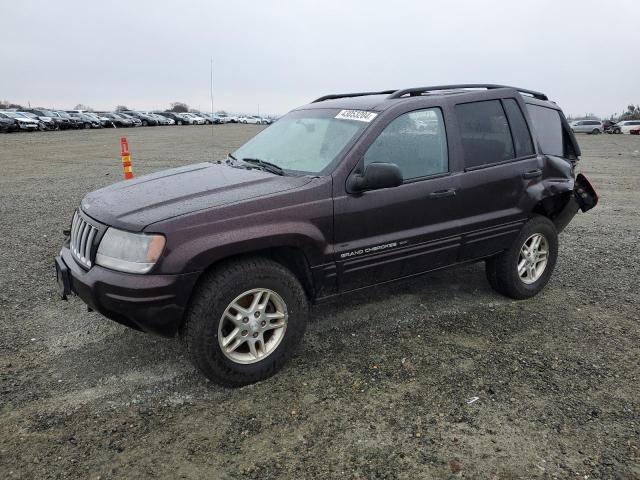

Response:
(214, 113), (238, 123)
(238, 115), (267, 124)
(611, 120), (640, 134)
(182, 113), (206, 125)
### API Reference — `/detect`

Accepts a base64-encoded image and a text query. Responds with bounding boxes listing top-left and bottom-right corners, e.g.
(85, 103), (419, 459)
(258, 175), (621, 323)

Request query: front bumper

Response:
(56, 246), (200, 337)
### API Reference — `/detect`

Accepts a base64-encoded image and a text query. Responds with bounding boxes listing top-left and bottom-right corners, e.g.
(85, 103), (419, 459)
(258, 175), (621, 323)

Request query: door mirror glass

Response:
(348, 162), (403, 192)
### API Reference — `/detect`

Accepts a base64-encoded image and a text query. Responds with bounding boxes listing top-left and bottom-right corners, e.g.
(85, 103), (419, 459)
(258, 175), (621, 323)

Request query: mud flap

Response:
(553, 173), (599, 232)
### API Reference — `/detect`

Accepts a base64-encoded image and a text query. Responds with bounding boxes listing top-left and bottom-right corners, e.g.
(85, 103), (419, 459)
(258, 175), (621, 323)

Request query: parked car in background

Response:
(122, 111), (159, 126)
(602, 120), (617, 133)
(83, 112), (112, 127)
(630, 125), (640, 135)
(181, 113), (205, 125)
(147, 113), (171, 125)
(67, 112), (101, 129)
(117, 113), (142, 127)
(20, 110), (58, 130)
(214, 113), (237, 123)
(191, 113), (216, 124)
(53, 111), (83, 129)
(610, 120), (640, 134)
(0, 111), (40, 131)
(17, 111), (55, 130)
(0, 114), (19, 133)
(204, 113), (222, 124)
(99, 113), (132, 128)
(155, 112), (192, 125)
(29, 108), (73, 129)
(238, 115), (267, 124)
(570, 120), (603, 134)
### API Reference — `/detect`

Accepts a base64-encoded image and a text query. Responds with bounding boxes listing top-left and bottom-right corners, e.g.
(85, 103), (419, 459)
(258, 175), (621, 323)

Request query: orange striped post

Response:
(120, 137), (134, 180)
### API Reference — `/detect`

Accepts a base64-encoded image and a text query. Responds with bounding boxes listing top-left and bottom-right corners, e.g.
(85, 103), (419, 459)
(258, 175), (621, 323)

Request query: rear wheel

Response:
(183, 258), (308, 387)
(485, 216), (558, 299)
(591, 128), (600, 134)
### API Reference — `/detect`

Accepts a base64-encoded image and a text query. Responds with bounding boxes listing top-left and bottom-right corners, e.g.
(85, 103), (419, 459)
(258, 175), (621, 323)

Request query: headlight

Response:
(95, 228), (165, 274)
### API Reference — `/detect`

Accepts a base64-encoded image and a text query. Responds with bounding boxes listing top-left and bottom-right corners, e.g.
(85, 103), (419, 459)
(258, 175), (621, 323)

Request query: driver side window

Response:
(363, 108), (448, 180)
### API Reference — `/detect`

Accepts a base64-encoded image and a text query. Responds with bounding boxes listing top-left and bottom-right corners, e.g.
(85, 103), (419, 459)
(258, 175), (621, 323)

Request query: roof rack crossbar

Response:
(311, 90), (398, 103)
(387, 84), (548, 101)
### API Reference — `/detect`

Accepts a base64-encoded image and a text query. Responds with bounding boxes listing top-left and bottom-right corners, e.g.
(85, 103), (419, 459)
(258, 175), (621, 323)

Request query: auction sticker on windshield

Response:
(335, 110), (378, 122)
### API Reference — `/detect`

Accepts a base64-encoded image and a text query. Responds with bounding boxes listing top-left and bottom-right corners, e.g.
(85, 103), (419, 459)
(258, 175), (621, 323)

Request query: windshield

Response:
(232, 109), (369, 174)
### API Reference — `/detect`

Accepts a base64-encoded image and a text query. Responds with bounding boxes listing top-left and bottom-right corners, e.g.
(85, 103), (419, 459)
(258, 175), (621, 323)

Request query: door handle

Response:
(429, 188), (457, 198)
(522, 169), (543, 179)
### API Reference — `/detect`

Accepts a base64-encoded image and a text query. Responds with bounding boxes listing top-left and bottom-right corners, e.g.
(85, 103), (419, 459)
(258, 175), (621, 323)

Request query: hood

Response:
(81, 162), (312, 231)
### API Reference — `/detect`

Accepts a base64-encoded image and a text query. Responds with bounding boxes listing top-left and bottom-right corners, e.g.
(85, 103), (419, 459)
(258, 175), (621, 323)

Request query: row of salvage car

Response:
(0, 109), (275, 132)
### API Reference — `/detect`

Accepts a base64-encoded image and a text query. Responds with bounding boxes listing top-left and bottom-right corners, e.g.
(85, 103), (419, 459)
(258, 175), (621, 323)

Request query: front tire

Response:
(485, 216), (558, 299)
(183, 258), (308, 387)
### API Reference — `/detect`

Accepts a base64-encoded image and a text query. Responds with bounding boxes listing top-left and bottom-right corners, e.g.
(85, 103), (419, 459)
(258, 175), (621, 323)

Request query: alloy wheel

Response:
(217, 289), (288, 364)
(517, 233), (548, 284)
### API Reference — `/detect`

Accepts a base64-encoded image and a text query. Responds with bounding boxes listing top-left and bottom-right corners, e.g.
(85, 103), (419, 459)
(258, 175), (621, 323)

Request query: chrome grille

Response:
(70, 211), (98, 268)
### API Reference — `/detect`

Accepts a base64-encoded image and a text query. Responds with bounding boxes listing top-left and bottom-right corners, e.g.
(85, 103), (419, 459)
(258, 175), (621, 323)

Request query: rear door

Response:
(453, 97), (541, 260)
(333, 105), (464, 291)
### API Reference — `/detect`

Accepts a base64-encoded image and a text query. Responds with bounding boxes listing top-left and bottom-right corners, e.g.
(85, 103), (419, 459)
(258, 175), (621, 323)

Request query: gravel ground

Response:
(0, 126), (639, 479)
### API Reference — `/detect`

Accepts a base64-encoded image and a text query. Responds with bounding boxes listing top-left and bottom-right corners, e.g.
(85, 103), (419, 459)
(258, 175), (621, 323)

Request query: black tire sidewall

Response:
(185, 260), (308, 386)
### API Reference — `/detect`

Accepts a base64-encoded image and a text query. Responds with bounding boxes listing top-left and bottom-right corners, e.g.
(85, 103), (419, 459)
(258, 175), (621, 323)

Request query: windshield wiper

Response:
(241, 158), (284, 176)
(227, 152), (238, 162)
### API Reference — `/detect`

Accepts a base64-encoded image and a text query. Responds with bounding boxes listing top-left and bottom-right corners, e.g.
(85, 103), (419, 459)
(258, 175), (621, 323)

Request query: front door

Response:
(333, 107), (464, 292)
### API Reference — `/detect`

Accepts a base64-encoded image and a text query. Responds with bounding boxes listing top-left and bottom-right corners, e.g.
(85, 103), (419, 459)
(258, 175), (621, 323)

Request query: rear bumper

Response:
(554, 173), (599, 232)
(57, 246), (200, 337)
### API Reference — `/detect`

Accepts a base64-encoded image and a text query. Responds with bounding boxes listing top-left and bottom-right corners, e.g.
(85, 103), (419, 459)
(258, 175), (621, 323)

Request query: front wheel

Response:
(485, 216), (558, 299)
(182, 258), (308, 387)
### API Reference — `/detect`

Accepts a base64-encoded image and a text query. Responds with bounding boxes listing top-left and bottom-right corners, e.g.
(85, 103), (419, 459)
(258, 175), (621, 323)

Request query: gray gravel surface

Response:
(0, 126), (639, 479)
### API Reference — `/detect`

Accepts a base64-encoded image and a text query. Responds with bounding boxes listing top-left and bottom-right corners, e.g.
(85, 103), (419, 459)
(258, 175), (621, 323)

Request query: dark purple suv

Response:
(56, 84), (598, 386)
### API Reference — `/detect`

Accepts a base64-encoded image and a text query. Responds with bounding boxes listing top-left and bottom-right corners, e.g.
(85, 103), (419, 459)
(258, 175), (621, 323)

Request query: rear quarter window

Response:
(526, 104), (564, 157)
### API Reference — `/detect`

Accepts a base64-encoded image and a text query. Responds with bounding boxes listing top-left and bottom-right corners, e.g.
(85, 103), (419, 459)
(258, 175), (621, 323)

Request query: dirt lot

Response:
(0, 126), (638, 479)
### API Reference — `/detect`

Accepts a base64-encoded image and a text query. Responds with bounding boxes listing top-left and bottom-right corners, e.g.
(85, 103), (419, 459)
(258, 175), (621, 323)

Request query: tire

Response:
(485, 216), (558, 300)
(177, 120), (183, 125)
(182, 257), (309, 387)
(591, 128), (600, 134)
(142, 120), (148, 126)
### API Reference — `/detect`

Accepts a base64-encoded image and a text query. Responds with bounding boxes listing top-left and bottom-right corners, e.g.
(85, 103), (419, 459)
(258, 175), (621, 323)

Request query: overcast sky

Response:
(1, 0), (638, 116)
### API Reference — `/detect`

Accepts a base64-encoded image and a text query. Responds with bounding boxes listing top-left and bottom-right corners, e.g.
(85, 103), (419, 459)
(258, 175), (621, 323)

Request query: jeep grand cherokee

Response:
(56, 84), (598, 386)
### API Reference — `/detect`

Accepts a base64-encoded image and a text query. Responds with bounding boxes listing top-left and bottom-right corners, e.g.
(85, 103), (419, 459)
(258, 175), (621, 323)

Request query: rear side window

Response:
(503, 99), (534, 157)
(455, 100), (514, 168)
(526, 105), (563, 157)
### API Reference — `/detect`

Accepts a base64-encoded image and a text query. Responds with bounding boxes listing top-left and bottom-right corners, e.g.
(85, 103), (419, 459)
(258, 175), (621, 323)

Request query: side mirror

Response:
(348, 162), (403, 192)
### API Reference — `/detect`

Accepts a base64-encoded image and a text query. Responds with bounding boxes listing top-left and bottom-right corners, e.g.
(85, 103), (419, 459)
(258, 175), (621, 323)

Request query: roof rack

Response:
(311, 90), (397, 103)
(387, 84), (548, 101)
(311, 84), (548, 103)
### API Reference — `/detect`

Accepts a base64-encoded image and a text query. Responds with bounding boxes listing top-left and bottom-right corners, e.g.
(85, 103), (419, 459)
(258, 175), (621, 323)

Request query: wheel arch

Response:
(178, 245), (315, 334)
